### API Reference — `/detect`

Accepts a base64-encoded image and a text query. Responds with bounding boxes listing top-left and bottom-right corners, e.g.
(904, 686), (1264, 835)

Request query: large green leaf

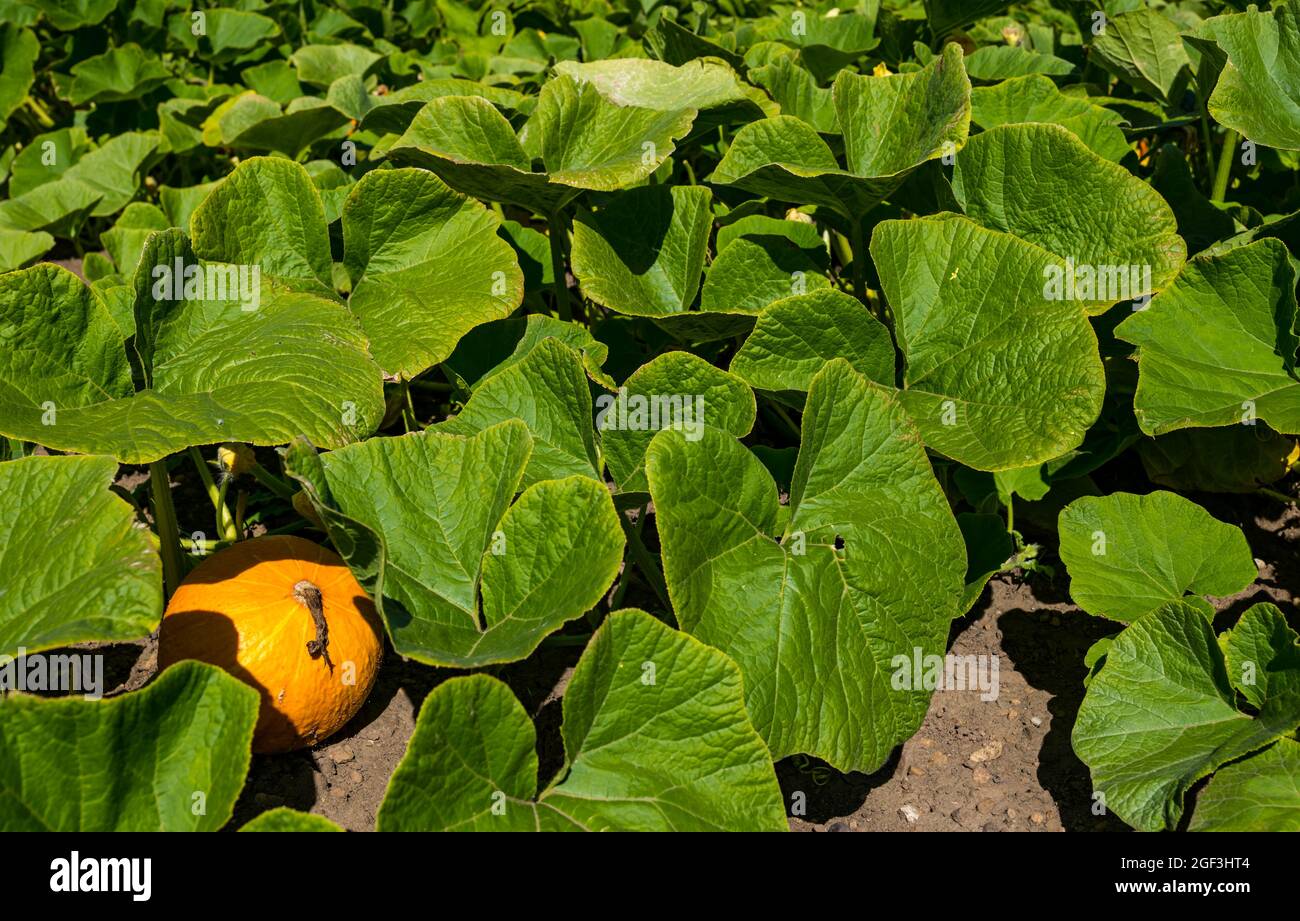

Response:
(359, 79), (530, 135)
(709, 43), (970, 219)
(0, 661), (258, 831)
(376, 610), (787, 831)
(287, 421), (623, 668)
(730, 288), (895, 392)
(0, 238), (384, 463)
(970, 74), (1130, 162)
(1190, 739), (1300, 832)
(602, 351), (755, 493)
(646, 359), (966, 772)
(389, 76), (696, 214)
(952, 123), (1185, 313)
(1088, 8), (1189, 103)
(0, 25), (38, 128)
(570, 185), (711, 318)
(1073, 601), (1300, 832)
(1196, 2), (1300, 151)
(1058, 490), (1257, 623)
(871, 214), (1106, 471)
(191, 157), (522, 379)
(923, 0), (1013, 36)
(67, 43), (170, 105)
(436, 338), (600, 486)
(553, 57), (765, 125)
(0, 455), (160, 657)
(340, 168), (524, 378)
(1116, 239), (1300, 436)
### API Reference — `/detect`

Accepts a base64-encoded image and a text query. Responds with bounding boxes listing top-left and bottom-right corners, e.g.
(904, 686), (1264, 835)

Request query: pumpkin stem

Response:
(293, 580), (333, 670)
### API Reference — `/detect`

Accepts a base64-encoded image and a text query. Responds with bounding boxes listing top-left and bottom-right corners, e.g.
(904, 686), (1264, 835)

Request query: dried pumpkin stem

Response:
(293, 580), (333, 670)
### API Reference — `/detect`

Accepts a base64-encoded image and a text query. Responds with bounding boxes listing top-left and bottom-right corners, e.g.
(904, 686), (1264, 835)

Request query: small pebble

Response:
(909, 766), (926, 777)
(899, 804), (921, 823)
(1031, 812), (1045, 825)
(929, 751), (950, 766)
(976, 798), (997, 814)
(348, 770), (364, 784)
(331, 748), (355, 763)
(968, 740), (1004, 764)
(1030, 716), (1043, 727)
(1006, 808), (1018, 820)
(329, 786), (347, 799)
(972, 766), (992, 784)
(827, 821), (849, 832)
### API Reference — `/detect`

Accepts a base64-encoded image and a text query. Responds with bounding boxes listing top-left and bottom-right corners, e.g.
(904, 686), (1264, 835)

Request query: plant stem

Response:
(547, 212), (572, 322)
(150, 460), (184, 597)
(188, 446), (237, 540)
(619, 510), (671, 611)
(1211, 129), (1239, 203)
(849, 217), (866, 303)
(24, 95), (54, 128)
(250, 462), (296, 501)
(1257, 486), (1296, 505)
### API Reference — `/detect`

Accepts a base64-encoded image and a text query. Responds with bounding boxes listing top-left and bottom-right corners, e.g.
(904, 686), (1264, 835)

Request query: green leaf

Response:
(1088, 8), (1189, 103)
(290, 43), (382, 87)
(341, 168), (524, 378)
(971, 74), (1130, 162)
(444, 315), (615, 392)
(646, 359), (966, 772)
(0, 455), (160, 657)
(747, 55), (837, 133)
(952, 123), (1185, 314)
(553, 57), (764, 123)
(0, 25), (38, 128)
(0, 661), (258, 831)
(710, 44), (971, 219)
(288, 421), (623, 668)
(1116, 240), (1300, 436)
(376, 610), (787, 831)
(964, 45), (1075, 81)
(201, 9), (280, 58)
(602, 351), (754, 493)
(359, 79), (530, 136)
(1195, 3), (1300, 150)
(871, 214), (1105, 471)
(0, 228), (52, 272)
(67, 43), (170, 105)
(730, 289), (895, 392)
(0, 242), (384, 463)
(1190, 739), (1300, 832)
(102, 202), (169, 278)
(1058, 490), (1257, 623)
(1140, 425), (1298, 494)
(570, 185), (711, 317)
(923, 0), (1013, 36)
(957, 512), (1013, 613)
(1220, 602), (1300, 711)
(436, 338), (601, 486)
(239, 808), (342, 832)
(700, 231), (832, 314)
(209, 92), (350, 158)
(390, 77), (696, 214)
(190, 156), (334, 293)
(1073, 601), (1300, 831)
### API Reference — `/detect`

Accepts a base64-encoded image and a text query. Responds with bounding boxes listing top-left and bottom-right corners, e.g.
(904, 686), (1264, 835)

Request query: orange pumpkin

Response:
(159, 535), (383, 754)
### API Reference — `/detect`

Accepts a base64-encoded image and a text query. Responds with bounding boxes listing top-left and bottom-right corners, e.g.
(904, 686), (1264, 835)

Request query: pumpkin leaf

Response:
(376, 610), (787, 831)
(646, 359), (967, 773)
(0, 455), (161, 657)
(240, 807), (342, 832)
(1087, 8), (1189, 104)
(1189, 739), (1300, 832)
(0, 661), (258, 831)
(1073, 601), (1300, 831)
(286, 420), (623, 668)
(1116, 240), (1300, 436)
(970, 74), (1130, 162)
(1057, 490), (1257, 623)
(871, 213), (1106, 471)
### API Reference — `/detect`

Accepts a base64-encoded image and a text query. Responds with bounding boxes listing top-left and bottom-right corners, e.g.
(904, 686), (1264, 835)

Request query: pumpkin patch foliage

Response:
(1, 0), (1299, 836)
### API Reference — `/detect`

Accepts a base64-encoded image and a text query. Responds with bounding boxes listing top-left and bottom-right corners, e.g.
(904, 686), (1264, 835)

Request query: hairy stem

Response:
(1211, 129), (1239, 203)
(149, 460), (184, 597)
(547, 211), (572, 323)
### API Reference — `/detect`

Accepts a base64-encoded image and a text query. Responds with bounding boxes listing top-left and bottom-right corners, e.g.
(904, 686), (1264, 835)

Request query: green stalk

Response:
(619, 511), (671, 610)
(188, 446), (237, 540)
(1211, 129), (1239, 203)
(547, 212), (572, 323)
(24, 95), (54, 128)
(150, 460), (183, 597)
(1257, 486), (1295, 505)
(249, 462), (296, 501)
(849, 218), (867, 303)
